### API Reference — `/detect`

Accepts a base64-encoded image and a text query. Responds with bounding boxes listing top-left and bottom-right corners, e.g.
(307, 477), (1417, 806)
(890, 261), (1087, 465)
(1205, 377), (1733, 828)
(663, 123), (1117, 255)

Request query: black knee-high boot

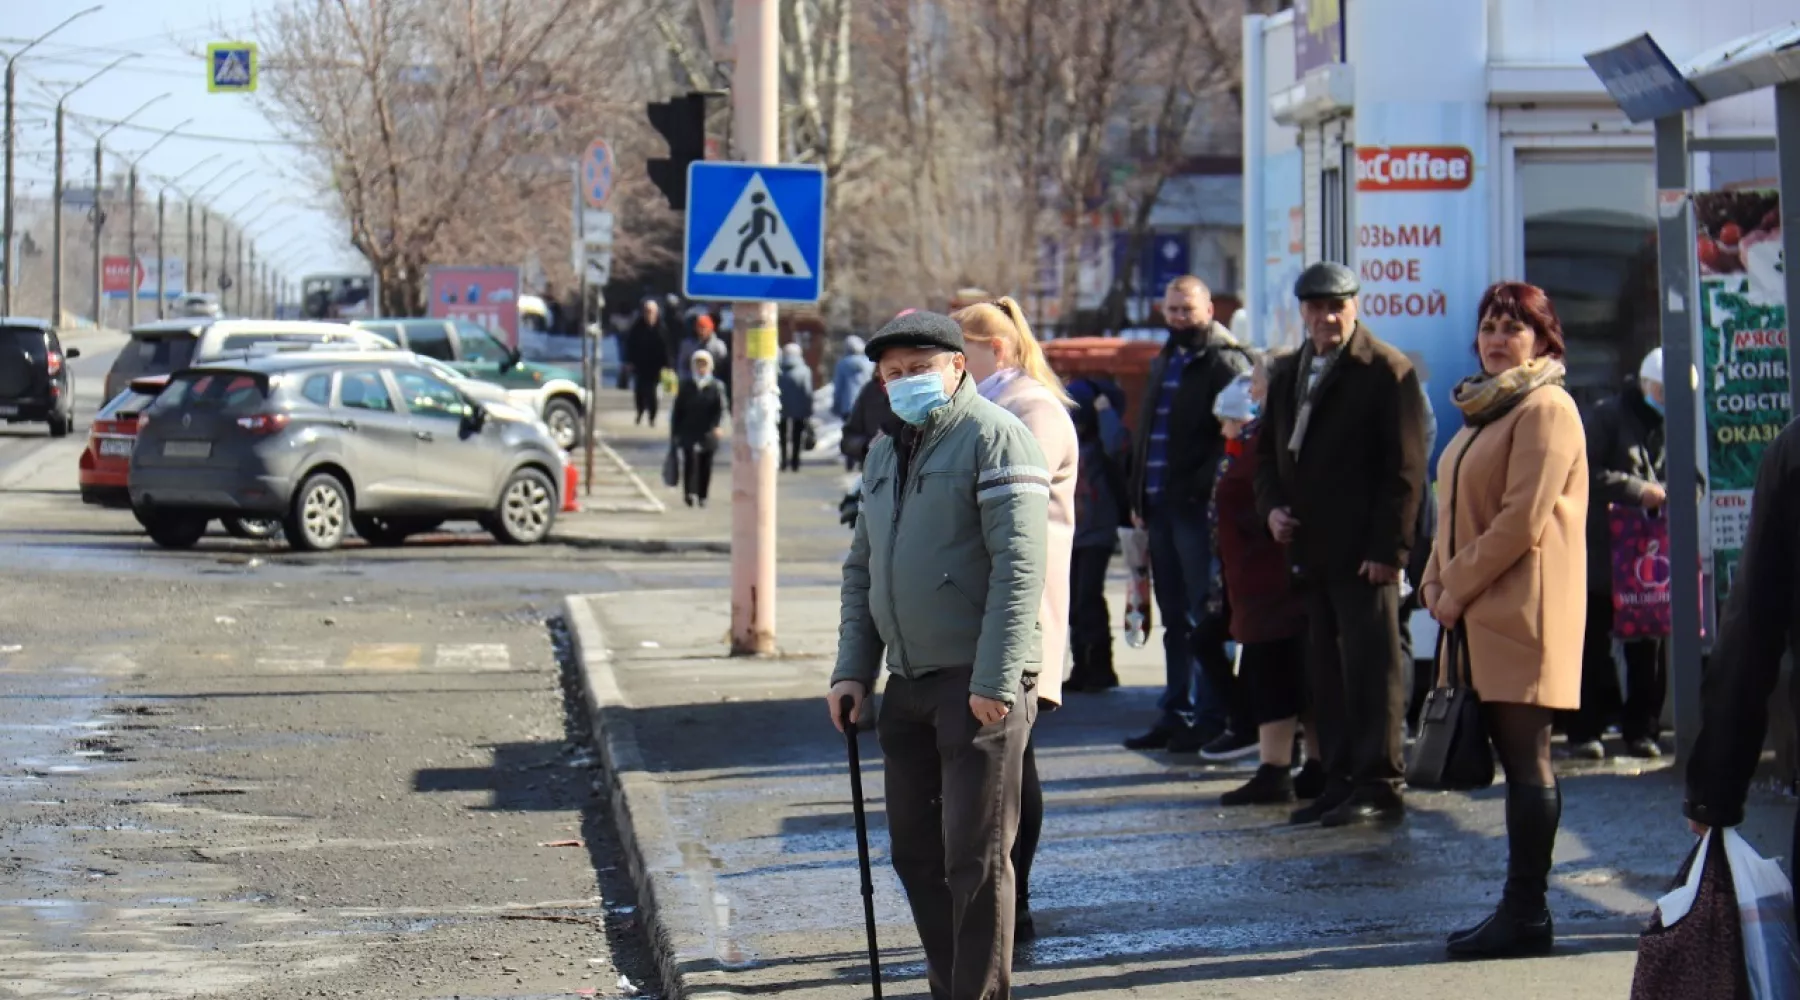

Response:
(1447, 782), (1560, 959)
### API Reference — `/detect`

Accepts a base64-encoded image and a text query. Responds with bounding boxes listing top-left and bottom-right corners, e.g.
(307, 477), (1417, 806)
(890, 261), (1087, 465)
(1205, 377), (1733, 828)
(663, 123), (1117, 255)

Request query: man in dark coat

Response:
(1686, 415), (1800, 910)
(1123, 275), (1254, 756)
(625, 298), (671, 426)
(1256, 261), (1426, 829)
(1568, 349), (1670, 760)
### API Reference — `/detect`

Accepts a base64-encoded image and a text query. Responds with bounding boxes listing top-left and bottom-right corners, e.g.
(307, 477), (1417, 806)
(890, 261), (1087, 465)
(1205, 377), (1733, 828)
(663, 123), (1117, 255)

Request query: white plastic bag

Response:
(1722, 829), (1800, 1000)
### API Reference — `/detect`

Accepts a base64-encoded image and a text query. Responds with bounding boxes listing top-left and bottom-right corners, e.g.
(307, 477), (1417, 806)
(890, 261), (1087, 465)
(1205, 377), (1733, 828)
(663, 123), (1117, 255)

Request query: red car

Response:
(80, 376), (166, 508)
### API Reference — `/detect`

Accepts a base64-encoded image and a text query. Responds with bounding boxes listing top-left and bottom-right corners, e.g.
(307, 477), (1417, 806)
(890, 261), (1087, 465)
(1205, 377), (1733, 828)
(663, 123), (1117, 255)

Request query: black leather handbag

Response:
(1406, 426), (1496, 792)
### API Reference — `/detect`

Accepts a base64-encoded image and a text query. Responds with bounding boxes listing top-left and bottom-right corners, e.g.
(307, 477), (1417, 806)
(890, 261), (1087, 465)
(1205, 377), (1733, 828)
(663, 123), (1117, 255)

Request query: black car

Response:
(0, 318), (81, 437)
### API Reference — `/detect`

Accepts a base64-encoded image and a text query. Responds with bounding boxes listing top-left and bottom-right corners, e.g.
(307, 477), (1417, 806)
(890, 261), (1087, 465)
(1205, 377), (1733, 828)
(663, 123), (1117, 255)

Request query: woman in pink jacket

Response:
(952, 296), (1077, 942)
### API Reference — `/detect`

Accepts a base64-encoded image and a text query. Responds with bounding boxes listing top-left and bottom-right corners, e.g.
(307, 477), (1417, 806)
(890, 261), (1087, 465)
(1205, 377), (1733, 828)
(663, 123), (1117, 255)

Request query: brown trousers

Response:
(878, 667), (1035, 1000)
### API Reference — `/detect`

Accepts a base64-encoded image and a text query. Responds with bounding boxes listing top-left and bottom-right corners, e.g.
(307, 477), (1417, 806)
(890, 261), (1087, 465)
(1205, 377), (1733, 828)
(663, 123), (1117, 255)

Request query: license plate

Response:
(163, 440), (212, 459)
(100, 438), (134, 458)
(0, 405), (16, 416)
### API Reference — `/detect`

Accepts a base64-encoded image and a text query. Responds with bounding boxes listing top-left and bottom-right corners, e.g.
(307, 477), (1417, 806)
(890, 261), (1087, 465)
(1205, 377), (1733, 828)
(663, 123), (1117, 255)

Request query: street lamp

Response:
(3, 4), (104, 315)
(153, 160), (212, 318)
(121, 119), (194, 327)
(189, 165), (254, 295)
(86, 93), (169, 327)
(229, 205), (291, 315)
(41, 54), (134, 323)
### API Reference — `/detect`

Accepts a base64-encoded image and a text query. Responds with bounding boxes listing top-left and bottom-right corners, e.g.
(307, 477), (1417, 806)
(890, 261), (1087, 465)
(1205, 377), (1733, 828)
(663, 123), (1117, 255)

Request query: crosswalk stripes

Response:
(249, 643), (515, 675)
(341, 643), (423, 672)
(432, 643), (511, 672)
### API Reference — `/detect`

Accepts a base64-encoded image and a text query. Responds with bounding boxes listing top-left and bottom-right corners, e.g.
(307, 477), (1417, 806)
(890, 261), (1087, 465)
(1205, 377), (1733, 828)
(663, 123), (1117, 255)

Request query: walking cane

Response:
(841, 695), (884, 999)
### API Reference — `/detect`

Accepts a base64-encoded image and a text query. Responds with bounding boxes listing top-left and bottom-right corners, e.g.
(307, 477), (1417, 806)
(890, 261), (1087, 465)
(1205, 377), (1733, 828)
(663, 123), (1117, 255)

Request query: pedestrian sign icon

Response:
(208, 42), (258, 93)
(683, 162), (825, 304)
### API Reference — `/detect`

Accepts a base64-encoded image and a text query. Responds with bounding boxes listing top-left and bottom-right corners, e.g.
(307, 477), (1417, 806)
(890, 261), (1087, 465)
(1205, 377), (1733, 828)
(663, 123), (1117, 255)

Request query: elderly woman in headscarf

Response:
(777, 341), (815, 473)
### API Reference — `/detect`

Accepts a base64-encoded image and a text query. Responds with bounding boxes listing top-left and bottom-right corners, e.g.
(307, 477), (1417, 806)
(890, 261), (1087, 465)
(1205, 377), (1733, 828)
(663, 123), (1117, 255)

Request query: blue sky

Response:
(3, 1), (361, 279)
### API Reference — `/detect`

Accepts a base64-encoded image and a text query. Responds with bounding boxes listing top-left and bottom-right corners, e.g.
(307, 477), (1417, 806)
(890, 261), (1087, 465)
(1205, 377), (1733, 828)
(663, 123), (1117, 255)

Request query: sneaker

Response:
(1623, 737), (1664, 759)
(1293, 759), (1327, 800)
(1123, 726), (1173, 751)
(1570, 739), (1606, 761)
(1198, 729), (1261, 762)
(1166, 724), (1219, 755)
(1220, 764), (1297, 806)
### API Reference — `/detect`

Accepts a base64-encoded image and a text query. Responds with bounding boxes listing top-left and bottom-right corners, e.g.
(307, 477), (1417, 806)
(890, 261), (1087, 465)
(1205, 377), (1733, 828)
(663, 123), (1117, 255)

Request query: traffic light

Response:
(646, 91), (721, 210)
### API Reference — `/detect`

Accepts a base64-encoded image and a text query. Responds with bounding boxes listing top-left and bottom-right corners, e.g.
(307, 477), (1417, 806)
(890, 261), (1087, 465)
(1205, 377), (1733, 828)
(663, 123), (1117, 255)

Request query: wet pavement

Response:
(570, 586), (1800, 1000)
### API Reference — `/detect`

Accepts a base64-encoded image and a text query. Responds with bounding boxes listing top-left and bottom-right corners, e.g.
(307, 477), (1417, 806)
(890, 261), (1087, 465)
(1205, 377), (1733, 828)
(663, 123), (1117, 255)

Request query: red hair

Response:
(1475, 282), (1565, 359)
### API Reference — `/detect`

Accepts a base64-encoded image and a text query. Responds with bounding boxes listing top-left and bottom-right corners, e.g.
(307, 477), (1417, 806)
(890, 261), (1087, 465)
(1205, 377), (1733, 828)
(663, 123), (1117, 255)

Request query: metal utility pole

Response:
(155, 191), (165, 317)
(87, 93), (170, 328)
(235, 236), (245, 314)
(49, 54), (134, 325)
(3, 6), (102, 315)
(729, 0), (781, 654)
(198, 208), (208, 294)
(122, 119), (192, 326)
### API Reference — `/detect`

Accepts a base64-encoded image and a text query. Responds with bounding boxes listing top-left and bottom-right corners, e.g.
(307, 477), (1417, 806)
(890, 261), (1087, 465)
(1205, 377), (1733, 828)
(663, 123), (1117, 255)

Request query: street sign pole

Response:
(576, 161), (595, 497)
(731, 0), (781, 655)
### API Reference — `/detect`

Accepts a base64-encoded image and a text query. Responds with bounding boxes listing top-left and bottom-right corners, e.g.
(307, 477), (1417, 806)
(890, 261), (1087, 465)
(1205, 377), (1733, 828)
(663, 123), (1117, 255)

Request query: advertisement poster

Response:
(426, 266), (521, 347)
(1693, 189), (1791, 611)
(102, 255), (186, 300)
(1260, 148), (1305, 351)
(1292, 0), (1343, 75)
(1352, 103), (1489, 462)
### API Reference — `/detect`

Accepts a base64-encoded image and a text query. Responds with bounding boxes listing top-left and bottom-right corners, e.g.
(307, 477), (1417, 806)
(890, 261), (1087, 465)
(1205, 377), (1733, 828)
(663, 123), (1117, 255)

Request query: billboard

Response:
(102, 255), (186, 299)
(426, 266), (521, 347)
(1259, 149), (1306, 352)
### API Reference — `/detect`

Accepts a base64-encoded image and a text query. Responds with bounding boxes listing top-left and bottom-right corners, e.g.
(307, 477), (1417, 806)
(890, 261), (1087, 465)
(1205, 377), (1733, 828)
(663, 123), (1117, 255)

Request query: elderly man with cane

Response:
(828, 309), (1050, 1000)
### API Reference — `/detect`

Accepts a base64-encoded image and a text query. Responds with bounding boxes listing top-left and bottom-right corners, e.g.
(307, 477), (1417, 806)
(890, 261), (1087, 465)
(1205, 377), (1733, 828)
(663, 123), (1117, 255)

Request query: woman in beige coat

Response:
(953, 296), (1076, 941)
(1421, 280), (1587, 961)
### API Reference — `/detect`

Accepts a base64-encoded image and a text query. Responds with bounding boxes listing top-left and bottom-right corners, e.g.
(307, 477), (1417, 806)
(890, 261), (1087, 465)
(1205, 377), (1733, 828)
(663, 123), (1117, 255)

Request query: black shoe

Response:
(1293, 760), (1327, 800)
(1123, 726), (1173, 751)
(1221, 764), (1296, 806)
(1199, 729), (1261, 762)
(1445, 903), (1554, 959)
(684, 494), (695, 507)
(1319, 787), (1406, 828)
(1290, 785), (1350, 825)
(1166, 725), (1219, 755)
(1623, 736), (1664, 759)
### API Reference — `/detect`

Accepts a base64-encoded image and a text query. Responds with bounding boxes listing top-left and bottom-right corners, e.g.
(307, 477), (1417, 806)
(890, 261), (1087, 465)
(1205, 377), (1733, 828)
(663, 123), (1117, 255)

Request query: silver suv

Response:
(128, 354), (564, 552)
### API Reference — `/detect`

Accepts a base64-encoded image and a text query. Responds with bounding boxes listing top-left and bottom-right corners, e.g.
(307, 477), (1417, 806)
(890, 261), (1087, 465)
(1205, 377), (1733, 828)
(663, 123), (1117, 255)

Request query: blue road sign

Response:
(682, 162), (825, 304)
(582, 138), (614, 209)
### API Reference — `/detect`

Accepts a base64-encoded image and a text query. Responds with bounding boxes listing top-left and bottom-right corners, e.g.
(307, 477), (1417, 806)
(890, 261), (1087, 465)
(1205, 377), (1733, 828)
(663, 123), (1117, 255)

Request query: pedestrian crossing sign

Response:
(682, 162), (825, 304)
(208, 42), (258, 93)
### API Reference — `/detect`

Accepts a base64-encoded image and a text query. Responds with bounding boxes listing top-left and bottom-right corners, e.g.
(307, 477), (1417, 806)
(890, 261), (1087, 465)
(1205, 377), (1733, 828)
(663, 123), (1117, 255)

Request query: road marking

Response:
(433, 643), (511, 672)
(342, 643), (423, 672)
(256, 645), (330, 673)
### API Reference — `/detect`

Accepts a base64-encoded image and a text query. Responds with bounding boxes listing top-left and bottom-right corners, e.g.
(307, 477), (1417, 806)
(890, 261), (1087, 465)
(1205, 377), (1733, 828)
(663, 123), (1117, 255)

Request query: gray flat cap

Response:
(865, 310), (965, 362)
(1294, 261), (1361, 301)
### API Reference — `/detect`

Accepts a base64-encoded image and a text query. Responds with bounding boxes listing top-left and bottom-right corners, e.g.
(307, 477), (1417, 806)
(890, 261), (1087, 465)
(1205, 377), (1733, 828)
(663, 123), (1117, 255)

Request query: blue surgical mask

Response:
(1645, 394), (1665, 416)
(886, 370), (953, 426)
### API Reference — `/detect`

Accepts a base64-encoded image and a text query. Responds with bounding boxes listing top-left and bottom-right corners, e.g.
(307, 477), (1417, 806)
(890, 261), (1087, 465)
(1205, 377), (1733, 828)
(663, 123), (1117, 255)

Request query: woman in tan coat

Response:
(953, 296), (1076, 941)
(1421, 281), (1587, 961)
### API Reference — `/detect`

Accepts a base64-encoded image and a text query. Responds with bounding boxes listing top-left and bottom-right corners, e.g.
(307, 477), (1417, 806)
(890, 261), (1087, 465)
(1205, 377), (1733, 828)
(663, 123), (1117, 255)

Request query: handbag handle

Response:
(1440, 425), (1486, 690)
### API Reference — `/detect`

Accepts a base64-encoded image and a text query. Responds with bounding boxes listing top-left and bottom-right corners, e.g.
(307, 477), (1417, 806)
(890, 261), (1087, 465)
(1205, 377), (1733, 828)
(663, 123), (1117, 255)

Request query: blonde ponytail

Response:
(953, 296), (1075, 409)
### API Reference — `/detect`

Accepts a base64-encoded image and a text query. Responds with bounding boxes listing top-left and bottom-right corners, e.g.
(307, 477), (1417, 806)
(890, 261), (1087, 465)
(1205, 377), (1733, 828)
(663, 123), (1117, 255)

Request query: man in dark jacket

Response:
(1123, 275), (1254, 754)
(1256, 261), (1426, 829)
(1568, 350), (1670, 760)
(1686, 416), (1800, 904)
(625, 299), (670, 426)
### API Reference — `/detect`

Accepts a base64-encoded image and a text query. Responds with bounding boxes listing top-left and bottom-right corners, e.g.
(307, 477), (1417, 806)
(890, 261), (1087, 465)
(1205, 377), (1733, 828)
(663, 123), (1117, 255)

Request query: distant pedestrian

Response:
(679, 315), (730, 383)
(1257, 261), (1427, 829)
(1566, 346), (1670, 760)
(1212, 366), (1324, 804)
(829, 310), (1050, 1000)
(953, 296), (1077, 942)
(1124, 275), (1253, 756)
(625, 299), (671, 426)
(833, 335), (874, 421)
(670, 351), (726, 507)
(1065, 375), (1131, 694)
(777, 342), (814, 472)
(840, 377), (892, 472)
(1423, 282), (1586, 959)
(1685, 415), (1800, 925)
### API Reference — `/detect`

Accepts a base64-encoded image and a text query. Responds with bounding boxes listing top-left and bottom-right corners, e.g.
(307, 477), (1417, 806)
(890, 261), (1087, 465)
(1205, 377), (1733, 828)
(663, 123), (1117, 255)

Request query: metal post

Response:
(90, 142), (102, 327)
(729, 0), (780, 654)
(3, 62), (15, 316)
(1777, 81), (1800, 412)
(127, 167), (139, 327)
(156, 191), (166, 318)
(184, 199), (194, 308)
(199, 207), (208, 294)
(1657, 115), (1705, 763)
(236, 237), (245, 315)
(51, 103), (65, 324)
(246, 245), (256, 316)
(576, 161), (595, 495)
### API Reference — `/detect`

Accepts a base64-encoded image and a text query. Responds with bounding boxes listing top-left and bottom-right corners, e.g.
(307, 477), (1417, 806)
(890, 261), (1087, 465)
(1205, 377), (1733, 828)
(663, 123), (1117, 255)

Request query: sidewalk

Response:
(565, 573), (1800, 1000)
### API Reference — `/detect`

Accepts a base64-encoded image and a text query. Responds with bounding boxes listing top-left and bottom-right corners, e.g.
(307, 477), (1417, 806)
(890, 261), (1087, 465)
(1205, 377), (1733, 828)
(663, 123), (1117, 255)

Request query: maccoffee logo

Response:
(1355, 146), (1474, 192)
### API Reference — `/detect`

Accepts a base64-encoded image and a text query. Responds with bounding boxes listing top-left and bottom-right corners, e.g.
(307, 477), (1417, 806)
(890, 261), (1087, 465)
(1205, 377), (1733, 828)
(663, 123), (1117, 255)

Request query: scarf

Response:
(1452, 356), (1566, 427)
(977, 367), (1025, 401)
(1287, 329), (1353, 458)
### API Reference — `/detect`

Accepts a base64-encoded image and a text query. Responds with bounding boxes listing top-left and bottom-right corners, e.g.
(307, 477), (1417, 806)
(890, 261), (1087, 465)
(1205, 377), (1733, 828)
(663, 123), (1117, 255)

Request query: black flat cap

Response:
(1294, 261), (1361, 301)
(865, 310), (965, 362)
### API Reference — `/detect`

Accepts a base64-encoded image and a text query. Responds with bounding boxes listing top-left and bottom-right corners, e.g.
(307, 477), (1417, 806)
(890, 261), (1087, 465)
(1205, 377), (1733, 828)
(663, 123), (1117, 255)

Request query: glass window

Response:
(338, 370), (395, 412)
(402, 321), (455, 361)
(219, 331), (331, 352)
(453, 321), (510, 363)
(301, 374), (333, 406)
(392, 369), (472, 421)
(151, 371), (270, 415)
(1519, 155), (1658, 413)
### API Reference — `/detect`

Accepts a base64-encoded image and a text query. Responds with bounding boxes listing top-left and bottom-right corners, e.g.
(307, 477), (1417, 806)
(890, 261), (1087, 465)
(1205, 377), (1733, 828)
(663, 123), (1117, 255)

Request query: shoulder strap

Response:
(1445, 424), (1486, 689)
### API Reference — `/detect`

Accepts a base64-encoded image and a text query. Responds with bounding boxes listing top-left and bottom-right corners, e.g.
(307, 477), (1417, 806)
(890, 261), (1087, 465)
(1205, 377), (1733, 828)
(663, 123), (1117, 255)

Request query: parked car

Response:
(351, 317), (588, 450)
(103, 318), (395, 403)
(175, 293), (223, 318)
(0, 318), (81, 437)
(129, 354), (565, 552)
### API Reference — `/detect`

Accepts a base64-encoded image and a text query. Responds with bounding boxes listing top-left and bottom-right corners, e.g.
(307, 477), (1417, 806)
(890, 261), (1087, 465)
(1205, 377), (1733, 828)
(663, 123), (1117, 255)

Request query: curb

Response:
(554, 534), (731, 555)
(564, 595), (744, 1000)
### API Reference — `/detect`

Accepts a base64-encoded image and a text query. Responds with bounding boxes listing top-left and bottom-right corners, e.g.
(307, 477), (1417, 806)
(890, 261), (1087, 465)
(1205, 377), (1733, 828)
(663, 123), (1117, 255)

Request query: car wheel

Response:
(141, 511), (209, 549)
(285, 473), (351, 552)
(223, 516), (284, 541)
(352, 515), (412, 548)
(489, 468), (557, 545)
(543, 398), (582, 450)
(47, 414), (70, 438)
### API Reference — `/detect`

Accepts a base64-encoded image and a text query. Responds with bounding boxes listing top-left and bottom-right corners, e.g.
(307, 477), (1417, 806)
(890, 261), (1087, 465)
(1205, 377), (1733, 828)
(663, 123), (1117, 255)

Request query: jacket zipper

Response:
(884, 414), (951, 678)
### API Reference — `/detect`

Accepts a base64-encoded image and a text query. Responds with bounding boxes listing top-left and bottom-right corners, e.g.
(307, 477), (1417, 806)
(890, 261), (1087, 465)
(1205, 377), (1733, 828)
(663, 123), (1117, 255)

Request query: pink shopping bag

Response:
(1610, 504), (1672, 638)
